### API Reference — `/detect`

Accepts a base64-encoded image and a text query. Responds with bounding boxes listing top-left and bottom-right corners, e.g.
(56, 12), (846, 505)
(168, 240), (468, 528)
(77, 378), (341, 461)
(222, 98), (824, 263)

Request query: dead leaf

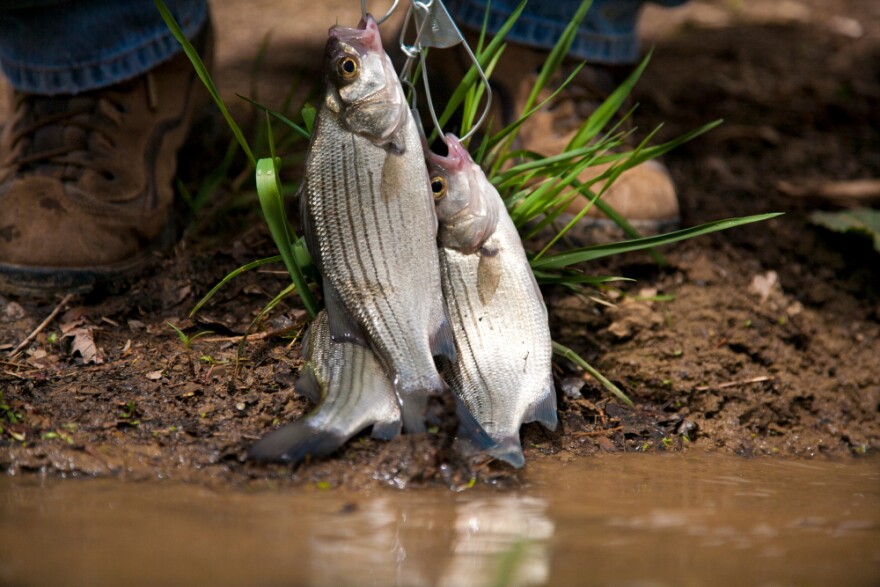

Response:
(65, 326), (105, 364)
(2, 301), (25, 322)
(145, 370), (163, 381)
(749, 271), (779, 303)
(59, 307), (89, 331)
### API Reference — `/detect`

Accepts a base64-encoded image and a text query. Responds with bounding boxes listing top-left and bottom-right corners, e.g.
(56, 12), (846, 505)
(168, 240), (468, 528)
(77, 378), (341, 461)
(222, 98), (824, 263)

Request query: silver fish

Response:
(427, 134), (557, 468)
(248, 310), (401, 463)
(301, 16), (455, 433)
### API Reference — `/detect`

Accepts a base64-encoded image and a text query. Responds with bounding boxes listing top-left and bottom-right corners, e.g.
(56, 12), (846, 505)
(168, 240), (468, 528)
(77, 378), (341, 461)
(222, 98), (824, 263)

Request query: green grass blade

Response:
(237, 94), (311, 140)
(532, 130), (665, 260)
(567, 51), (651, 150)
(533, 271), (632, 285)
(432, 0), (527, 139)
(302, 104), (317, 135)
(483, 62), (589, 159)
(154, 0), (256, 167)
(590, 198), (667, 266)
(552, 341), (633, 407)
(487, 0), (592, 167)
(255, 157), (319, 317)
(189, 256), (283, 317)
(532, 213), (783, 270)
(522, 0), (592, 115)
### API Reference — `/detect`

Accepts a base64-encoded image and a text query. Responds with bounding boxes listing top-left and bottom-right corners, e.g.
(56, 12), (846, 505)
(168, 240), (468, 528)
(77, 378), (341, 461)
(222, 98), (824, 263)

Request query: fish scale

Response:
(247, 311), (401, 463)
(306, 115), (441, 387)
(428, 134), (557, 467)
(440, 236), (554, 430)
(300, 18), (453, 432)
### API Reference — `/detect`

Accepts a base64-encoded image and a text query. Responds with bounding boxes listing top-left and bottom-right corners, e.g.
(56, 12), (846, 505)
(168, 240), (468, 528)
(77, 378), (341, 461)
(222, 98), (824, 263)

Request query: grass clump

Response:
(156, 0), (779, 406)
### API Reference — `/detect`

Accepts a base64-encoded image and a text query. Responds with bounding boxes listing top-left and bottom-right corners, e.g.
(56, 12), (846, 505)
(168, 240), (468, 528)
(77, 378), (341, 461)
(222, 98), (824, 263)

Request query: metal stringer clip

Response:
(360, 0), (401, 25)
(397, 0), (492, 144)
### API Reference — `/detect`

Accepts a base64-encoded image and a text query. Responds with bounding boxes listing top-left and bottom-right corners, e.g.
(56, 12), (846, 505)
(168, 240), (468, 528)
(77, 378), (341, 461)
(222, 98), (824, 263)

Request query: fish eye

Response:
(337, 56), (359, 79)
(430, 176), (447, 200)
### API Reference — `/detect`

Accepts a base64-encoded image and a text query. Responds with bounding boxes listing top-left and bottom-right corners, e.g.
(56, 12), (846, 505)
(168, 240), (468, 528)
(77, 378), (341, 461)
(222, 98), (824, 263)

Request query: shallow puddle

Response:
(2, 454), (878, 586)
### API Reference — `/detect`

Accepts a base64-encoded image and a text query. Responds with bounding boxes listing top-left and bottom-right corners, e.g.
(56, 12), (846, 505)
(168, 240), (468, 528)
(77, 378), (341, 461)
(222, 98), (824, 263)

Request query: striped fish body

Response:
(248, 311), (401, 463)
(428, 135), (557, 467)
(301, 17), (453, 432)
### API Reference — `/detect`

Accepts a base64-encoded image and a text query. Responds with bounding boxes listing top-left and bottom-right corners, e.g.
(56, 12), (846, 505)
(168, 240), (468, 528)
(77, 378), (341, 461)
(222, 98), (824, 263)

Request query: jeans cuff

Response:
(448, 0), (641, 64)
(1, 3), (207, 95)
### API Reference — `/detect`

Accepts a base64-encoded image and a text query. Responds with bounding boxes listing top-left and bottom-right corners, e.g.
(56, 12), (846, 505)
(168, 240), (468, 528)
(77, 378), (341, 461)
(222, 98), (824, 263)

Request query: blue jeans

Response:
(0, 0), (682, 96)
(0, 0), (207, 95)
(447, 0), (687, 63)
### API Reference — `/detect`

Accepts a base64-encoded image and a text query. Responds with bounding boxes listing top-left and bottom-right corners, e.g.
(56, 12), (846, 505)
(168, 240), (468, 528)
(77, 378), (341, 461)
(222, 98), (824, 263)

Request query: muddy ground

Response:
(1, 0), (878, 488)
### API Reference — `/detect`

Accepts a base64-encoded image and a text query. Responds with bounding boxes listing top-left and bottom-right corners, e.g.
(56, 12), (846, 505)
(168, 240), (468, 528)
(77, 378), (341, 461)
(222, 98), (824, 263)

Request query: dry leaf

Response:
(145, 370), (163, 380)
(749, 271), (779, 303)
(66, 326), (105, 364)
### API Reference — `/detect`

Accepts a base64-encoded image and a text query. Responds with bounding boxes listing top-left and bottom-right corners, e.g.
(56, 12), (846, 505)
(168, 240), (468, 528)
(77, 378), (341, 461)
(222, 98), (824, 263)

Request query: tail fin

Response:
(524, 379), (558, 431)
(486, 434), (526, 469)
(397, 373), (447, 434)
(247, 422), (347, 464)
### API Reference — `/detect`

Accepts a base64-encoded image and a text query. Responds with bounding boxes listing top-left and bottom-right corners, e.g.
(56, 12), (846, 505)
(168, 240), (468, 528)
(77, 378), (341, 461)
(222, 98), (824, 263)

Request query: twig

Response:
(572, 426), (624, 438)
(777, 178), (880, 206)
(695, 375), (772, 392)
(0, 359), (28, 368)
(9, 294), (73, 359)
(201, 324), (301, 343)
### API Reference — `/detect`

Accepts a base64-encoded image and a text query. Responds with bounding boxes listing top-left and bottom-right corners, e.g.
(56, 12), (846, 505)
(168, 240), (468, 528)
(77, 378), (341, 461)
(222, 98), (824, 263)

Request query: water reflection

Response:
(1, 454), (878, 587)
(440, 496), (552, 587)
(305, 494), (553, 586)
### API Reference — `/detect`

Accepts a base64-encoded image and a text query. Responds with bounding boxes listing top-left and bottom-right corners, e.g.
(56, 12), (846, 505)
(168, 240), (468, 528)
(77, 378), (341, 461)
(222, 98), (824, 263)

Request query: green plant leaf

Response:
(237, 94), (311, 140)
(190, 256), (283, 317)
(255, 157), (319, 317)
(809, 207), (880, 252)
(302, 104), (317, 135)
(531, 213), (784, 270)
(154, 0), (256, 167)
(552, 341), (633, 407)
(433, 0), (527, 140)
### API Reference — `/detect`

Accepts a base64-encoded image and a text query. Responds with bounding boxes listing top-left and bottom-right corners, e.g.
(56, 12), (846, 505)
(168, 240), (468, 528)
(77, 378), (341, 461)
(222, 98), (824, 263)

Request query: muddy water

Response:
(1, 454), (878, 587)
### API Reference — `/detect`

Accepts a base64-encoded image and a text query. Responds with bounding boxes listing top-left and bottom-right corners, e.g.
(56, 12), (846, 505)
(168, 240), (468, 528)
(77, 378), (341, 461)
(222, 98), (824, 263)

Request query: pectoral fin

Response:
(477, 245), (502, 306)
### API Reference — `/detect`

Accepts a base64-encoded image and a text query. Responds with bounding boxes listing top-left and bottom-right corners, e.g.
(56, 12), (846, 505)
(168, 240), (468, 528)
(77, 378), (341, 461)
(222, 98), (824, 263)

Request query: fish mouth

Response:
(328, 14), (383, 54)
(427, 133), (471, 173)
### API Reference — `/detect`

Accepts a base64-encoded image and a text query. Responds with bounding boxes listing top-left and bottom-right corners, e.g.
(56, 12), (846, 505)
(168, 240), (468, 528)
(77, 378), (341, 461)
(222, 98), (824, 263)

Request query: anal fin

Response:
(294, 365), (323, 404)
(324, 278), (367, 346)
(453, 395), (496, 451)
(429, 303), (457, 362)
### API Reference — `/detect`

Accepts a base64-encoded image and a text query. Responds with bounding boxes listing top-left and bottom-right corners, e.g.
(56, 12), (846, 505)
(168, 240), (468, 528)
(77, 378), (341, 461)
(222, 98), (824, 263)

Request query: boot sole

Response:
(0, 211), (180, 299)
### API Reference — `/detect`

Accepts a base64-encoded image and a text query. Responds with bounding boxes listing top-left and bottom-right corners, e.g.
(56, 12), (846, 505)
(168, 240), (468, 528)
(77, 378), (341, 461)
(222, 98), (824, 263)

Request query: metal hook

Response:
(397, 0), (434, 84)
(397, 0), (492, 145)
(360, 0), (401, 25)
(446, 37), (492, 144)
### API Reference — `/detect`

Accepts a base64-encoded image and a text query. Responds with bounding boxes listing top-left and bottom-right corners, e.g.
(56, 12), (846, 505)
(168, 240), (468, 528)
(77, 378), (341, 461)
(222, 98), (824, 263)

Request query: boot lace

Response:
(3, 90), (131, 182)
